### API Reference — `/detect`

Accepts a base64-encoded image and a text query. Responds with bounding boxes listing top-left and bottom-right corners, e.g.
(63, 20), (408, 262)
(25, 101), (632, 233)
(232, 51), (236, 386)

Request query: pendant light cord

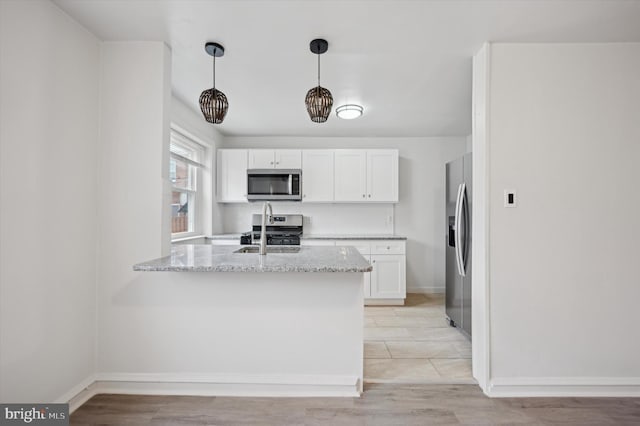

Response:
(317, 53), (320, 87)
(213, 54), (216, 90)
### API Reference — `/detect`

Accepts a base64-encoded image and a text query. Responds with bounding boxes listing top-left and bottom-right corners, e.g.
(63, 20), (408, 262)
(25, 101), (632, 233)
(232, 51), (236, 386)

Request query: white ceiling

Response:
(54, 0), (640, 137)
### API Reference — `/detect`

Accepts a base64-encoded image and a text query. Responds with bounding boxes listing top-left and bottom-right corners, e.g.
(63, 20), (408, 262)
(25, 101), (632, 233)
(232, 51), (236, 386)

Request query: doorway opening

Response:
(363, 293), (474, 383)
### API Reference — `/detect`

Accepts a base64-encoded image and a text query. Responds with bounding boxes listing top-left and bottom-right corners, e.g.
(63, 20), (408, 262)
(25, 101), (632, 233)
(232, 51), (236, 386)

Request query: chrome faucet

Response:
(259, 201), (273, 255)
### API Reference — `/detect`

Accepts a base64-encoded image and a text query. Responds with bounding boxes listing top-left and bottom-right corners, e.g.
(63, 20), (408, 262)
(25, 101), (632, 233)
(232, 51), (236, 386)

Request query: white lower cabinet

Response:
(210, 236), (406, 304)
(334, 239), (406, 305)
(370, 254), (406, 301)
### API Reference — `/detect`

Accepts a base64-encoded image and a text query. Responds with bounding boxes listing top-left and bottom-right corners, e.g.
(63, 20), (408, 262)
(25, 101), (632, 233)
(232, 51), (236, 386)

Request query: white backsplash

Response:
(221, 203), (394, 235)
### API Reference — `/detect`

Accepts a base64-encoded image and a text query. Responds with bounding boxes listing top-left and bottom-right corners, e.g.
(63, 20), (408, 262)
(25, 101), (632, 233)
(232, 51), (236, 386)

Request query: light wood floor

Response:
(365, 293), (473, 383)
(71, 383), (640, 425)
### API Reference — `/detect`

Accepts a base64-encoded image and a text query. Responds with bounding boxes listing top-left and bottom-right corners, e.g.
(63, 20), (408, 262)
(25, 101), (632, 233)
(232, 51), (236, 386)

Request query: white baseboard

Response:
(59, 373), (361, 412)
(55, 375), (97, 414)
(365, 298), (405, 306)
(407, 286), (445, 294)
(489, 377), (640, 397)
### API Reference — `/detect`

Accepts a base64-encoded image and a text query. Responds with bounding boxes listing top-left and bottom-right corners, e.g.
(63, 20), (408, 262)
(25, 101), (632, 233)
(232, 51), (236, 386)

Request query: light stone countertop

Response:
(133, 244), (373, 273)
(301, 234), (407, 240)
(205, 234), (407, 241)
(206, 233), (244, 240)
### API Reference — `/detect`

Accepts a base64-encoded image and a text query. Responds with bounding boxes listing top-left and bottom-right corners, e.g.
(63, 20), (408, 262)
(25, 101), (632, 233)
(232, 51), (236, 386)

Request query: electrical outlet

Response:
(504, 190), (517, 208)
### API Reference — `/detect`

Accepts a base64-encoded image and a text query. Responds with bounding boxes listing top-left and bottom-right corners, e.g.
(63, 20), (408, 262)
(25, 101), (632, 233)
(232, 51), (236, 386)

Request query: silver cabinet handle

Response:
(303, 194), (306, 198)
(454, 182), (466, 277)
(276, 162), (280, 165)
(372, 260), (376, 263)
(387, 246), (390, 250)
(362, 194), (365, 198)
(368, 194), (371, 198)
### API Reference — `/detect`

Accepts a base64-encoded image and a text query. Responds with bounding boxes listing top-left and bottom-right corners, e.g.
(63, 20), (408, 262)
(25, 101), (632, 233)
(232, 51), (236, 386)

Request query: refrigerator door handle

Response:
(454, 183), (466, 277)
(460, 183), (469, 276)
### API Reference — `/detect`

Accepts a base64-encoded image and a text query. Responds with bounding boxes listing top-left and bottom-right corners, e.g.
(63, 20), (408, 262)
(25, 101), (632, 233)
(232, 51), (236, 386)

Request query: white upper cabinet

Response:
(302, 150), (334, 202)
(217, 149), (248, 203)
(248, 149), (301, 169)
(275, 150), (302, 168)
(334, 150), (368, 201)
(366, 149), (399, 202)
(218, 148), (398, 204)
(334, 149), (398, 202)
(248, 149), (275, 168)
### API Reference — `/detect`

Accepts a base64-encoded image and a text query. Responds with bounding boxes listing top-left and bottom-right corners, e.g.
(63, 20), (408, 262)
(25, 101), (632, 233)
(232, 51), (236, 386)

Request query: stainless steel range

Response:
(240, 214), (303, 246)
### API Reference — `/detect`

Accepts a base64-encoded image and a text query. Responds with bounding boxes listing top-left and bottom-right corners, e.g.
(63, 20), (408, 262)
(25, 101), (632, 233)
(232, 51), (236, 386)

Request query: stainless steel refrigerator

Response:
(445, 153), (472, 338)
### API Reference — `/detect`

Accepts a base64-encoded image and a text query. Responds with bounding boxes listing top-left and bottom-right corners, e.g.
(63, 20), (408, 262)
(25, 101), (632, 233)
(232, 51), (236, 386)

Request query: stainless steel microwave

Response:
(247, 169), (302, 201)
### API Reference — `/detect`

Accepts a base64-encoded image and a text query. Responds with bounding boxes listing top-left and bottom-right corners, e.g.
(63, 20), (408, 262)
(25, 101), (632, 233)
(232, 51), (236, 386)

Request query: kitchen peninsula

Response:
(132, 244), (371, 396)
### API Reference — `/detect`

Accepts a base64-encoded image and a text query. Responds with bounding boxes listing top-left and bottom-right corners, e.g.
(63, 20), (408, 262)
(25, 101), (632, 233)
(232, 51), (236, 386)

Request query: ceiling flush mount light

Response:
(305, 39), (333, 123)
(336, 104), (363, 120)
(199, 42), (228, 124)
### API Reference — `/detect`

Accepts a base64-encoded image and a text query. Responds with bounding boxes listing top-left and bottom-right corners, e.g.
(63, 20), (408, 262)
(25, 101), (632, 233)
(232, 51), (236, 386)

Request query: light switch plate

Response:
(504, 190), (517, 208)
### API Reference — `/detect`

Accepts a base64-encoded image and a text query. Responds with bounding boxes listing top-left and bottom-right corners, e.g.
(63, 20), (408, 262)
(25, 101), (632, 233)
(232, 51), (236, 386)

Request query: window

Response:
(170, 129), (205, 237)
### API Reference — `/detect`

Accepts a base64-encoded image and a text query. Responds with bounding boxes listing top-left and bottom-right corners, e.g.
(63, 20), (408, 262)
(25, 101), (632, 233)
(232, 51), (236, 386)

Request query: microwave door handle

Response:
(288, 174), (292, 195)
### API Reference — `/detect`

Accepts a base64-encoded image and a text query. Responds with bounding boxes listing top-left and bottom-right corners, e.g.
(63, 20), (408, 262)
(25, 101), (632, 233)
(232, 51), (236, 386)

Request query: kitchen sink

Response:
(233, 246), (301, 254)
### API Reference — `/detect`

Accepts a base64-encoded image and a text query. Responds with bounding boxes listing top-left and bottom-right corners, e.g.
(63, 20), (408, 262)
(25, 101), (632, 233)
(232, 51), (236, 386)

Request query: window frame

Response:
(170, 128), (206, 240)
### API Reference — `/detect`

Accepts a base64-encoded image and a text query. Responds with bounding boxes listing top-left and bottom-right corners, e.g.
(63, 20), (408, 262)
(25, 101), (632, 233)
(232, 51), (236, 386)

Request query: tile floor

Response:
(364, 293), (474, 383)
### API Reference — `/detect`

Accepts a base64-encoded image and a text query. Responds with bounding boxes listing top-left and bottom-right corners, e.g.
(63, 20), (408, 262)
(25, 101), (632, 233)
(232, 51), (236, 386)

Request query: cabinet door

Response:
(334, 150), (367, 201)
(370, 254), (406, 299)
(366, 150), (398, 202)
(275, 150), (302, 169)
(248, 149), (275, 168)
(217, 149), (248, 202)
(302, 150), (334, 202)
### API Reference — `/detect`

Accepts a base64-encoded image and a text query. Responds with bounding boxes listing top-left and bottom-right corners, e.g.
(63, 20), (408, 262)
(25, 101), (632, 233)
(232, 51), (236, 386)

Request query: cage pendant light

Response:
(305, 39), (333, 123)
(199, 42), (229, 124)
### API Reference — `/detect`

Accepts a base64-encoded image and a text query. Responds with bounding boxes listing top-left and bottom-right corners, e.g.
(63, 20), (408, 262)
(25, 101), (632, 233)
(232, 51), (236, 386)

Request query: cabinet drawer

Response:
(371, 241), (405, 255)
(335, 240), (371, 256)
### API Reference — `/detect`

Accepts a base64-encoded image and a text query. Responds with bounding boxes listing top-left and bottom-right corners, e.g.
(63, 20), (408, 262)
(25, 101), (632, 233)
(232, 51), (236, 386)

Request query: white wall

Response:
(471, 44), (490, 391)
(222, 137), (467, 293)
(222, 204), (394, 235)
(171, 97), (225, 236)
(0, 0), (99, 403)
(96, 42), (172, 374)
(487, 43), (640, 394)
